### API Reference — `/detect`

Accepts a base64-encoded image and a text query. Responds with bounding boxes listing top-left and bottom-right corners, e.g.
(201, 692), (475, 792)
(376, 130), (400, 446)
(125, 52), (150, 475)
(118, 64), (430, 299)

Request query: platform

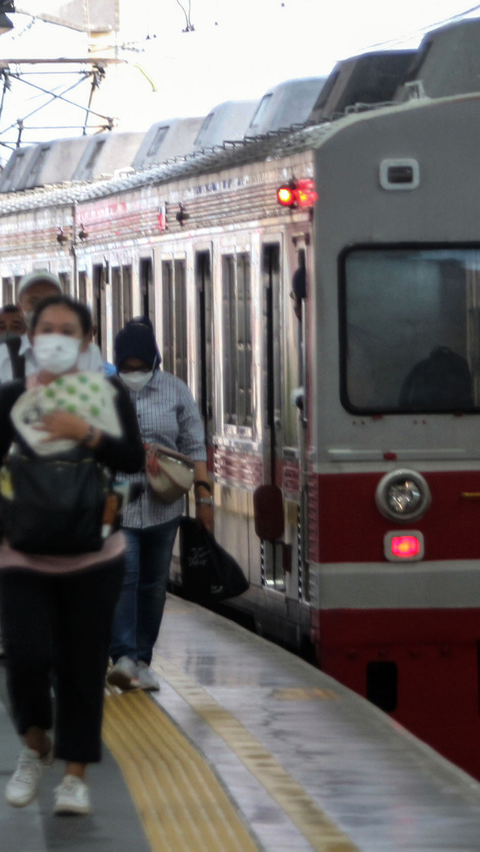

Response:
(2, 594), (480, 851)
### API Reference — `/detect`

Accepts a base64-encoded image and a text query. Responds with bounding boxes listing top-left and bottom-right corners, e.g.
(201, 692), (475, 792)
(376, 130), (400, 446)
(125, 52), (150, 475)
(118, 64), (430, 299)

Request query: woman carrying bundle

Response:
(0, 295), (144, 815)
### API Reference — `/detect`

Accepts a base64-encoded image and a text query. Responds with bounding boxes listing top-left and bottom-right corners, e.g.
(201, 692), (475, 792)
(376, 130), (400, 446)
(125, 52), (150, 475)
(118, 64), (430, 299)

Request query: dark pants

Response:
(0, 558), (124, 764)
(110, 517), (180, 666)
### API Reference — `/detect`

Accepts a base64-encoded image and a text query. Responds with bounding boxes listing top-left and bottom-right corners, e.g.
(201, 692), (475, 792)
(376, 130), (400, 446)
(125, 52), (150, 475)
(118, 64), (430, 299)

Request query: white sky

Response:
(0, 0), (479, 158)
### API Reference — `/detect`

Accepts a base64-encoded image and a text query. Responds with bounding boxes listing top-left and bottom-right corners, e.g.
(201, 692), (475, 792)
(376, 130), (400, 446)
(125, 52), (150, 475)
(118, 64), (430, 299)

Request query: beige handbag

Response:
(146, 444), (195, 503)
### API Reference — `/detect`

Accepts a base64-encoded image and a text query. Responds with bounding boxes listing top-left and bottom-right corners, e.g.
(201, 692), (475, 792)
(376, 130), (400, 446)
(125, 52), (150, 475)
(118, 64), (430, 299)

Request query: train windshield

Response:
(342, 246), (480, 413)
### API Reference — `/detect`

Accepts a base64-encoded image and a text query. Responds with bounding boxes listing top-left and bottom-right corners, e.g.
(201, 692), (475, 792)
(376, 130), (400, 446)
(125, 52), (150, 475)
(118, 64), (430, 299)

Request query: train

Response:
(1, 16), (480, 779)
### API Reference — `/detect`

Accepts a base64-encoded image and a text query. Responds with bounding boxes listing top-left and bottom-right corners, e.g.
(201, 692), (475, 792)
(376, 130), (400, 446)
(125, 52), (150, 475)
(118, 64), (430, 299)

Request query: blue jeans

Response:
(110, 517), (180, 665)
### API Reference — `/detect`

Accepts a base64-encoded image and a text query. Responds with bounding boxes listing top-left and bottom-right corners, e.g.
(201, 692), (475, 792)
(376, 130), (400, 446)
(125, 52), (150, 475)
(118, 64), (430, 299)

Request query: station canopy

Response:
(14, 0), (120, 33)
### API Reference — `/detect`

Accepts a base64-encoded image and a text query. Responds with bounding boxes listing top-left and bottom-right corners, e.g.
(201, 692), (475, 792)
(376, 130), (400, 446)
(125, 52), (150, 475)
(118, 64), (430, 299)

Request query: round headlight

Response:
(375, 469), (431, 523)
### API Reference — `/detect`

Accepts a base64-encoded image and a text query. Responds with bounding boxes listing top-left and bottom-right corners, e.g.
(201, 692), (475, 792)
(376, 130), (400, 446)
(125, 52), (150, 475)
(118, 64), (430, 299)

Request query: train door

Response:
(195, 249), (213, 441)
(139, 256), (155, 326)
(284, 234), (311, 603)
(261, 242), (285, 591)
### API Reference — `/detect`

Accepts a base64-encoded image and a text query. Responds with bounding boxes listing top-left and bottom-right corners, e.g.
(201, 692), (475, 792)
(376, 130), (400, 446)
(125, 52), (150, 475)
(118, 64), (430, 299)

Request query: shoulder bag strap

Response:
(6, 337), (26, 380)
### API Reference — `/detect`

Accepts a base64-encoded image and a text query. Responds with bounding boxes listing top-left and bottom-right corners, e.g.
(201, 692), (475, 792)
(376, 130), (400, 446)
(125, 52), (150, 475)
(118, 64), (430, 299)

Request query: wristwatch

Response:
(196, 497), (214, 506)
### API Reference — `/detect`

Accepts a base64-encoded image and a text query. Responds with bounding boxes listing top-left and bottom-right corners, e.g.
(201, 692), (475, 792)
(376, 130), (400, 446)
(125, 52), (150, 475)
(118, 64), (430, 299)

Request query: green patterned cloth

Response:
(11, 372), (122, 456)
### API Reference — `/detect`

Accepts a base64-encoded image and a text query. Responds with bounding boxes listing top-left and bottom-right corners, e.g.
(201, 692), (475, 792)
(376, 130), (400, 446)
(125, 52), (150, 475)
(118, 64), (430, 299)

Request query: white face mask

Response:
(119, 370), (153, 392)
(33, 334), (81, 375)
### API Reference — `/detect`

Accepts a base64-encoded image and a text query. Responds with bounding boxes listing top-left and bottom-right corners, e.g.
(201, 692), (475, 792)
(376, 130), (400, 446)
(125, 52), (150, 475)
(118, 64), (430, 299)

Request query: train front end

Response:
(309, 93), (480, 778)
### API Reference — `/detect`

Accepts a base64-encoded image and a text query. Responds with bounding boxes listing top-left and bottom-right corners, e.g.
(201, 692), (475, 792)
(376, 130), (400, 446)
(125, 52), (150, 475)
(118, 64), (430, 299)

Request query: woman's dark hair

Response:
(30, 295), (92, 336)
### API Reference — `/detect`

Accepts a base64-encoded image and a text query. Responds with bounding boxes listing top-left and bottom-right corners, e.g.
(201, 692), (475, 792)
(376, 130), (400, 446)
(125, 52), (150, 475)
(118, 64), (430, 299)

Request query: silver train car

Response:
(2, 18), (480, 780)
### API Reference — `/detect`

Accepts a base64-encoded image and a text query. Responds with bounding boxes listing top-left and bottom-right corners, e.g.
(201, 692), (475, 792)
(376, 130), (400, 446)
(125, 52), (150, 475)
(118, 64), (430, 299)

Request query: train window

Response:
(194, 113), (214, 148)
(78, 271), (87, 303)
(111, 266), (123, 340)
(122, 265), (132, 324)
(82, 140), (106, 181)
(24, 145), (50, 188)
(341, 245), (480, 413)
(92, 264), (106, 355)
(2, 277), (13, 304)
(58, 272), (70, 296)
(139, 257), (155, 325)
(162, 259), (187, 381)
(249, 94), (272, 131)
(147, 126), (169, 158)
(222, 253), (252, 427)
(195, 251), (213, 433)
(174, 260), (188, 382)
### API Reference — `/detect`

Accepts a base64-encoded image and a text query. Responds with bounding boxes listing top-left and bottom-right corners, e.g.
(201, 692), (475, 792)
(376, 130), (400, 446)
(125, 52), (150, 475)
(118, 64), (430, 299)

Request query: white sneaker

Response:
(54, 775), (91, 815)
(6, 746), (52, 808)
(137, 661), (160, 691)
(106, 656), (140, 690)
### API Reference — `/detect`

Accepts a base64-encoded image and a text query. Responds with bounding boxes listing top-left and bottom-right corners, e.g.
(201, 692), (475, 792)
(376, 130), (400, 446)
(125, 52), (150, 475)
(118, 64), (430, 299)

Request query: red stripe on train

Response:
(314, 607), (480, 780)
(310, 470), (480, 563)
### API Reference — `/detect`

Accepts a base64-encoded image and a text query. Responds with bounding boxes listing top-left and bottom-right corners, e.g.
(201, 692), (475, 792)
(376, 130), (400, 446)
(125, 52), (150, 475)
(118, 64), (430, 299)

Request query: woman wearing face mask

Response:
(0, 295), (144, 816)
(107, 319), (212, 691)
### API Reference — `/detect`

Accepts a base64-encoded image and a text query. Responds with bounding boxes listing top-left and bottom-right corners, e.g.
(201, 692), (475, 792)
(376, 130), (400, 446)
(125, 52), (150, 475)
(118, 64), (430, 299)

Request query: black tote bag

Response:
(179, 516), (249, 603)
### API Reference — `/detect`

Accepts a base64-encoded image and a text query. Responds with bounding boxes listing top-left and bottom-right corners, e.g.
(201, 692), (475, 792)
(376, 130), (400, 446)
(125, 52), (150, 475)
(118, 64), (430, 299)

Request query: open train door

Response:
(257, 242), (286, 592)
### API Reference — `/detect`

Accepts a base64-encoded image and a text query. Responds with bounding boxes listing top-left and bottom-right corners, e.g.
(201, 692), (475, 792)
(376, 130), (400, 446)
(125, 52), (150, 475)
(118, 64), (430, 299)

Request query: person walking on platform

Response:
(0, 271), (63, 383)
(0, 271), (105, 383)
(107, 318), (213, 691)
(0, 295), (144, 815)
(0, 304), (27, 343)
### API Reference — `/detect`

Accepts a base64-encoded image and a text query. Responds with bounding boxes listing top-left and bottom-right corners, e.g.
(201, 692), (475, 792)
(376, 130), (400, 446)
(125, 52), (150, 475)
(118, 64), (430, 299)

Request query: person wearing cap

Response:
(0, 272), (63, 383)
(107, 318), (213, 691)
(0, 271), (105, 383)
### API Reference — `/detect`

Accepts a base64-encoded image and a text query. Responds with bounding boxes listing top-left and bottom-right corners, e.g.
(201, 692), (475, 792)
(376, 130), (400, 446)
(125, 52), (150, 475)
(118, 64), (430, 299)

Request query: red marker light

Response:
(277, 179), (317, 208)
(277, 185), (296, 206)
(296, 178), (318, 208)
(391, 535), (420, 559)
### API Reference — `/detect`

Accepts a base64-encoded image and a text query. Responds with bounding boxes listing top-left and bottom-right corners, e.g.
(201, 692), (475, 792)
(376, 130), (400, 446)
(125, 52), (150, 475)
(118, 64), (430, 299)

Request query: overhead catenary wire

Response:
(359, 3), (480, 51)
(175, 0), (194, 32)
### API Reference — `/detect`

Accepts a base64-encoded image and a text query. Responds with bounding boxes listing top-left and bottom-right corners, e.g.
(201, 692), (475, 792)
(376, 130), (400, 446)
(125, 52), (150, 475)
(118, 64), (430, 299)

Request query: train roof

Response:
(0, 120), (334, 214)
(193, 100), (259, 151)
(0, 90), (478, 216)
(131, 117), (205, 170)
(246, 77), (326, 135)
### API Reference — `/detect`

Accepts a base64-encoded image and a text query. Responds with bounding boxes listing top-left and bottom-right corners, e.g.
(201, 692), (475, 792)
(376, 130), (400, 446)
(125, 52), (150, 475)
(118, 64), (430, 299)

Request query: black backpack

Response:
(1, 445), (109, 555)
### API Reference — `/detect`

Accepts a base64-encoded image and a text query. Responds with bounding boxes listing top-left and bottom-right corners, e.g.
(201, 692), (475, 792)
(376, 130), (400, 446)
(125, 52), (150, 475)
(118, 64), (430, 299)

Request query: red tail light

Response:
(391, 536), (420, 558)
(277, 179), (317, 208)
(384, 531), (424, 562)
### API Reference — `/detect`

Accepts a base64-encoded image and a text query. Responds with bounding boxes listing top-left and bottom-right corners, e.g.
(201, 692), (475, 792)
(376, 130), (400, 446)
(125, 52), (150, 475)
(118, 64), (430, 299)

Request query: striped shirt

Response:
(120, 369), (207, 528)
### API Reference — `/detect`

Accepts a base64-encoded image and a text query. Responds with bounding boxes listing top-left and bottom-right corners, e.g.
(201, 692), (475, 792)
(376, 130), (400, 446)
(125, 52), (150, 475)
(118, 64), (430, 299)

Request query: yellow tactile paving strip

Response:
(154, 654), (361, 852)
(102, 689), (262, 852)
